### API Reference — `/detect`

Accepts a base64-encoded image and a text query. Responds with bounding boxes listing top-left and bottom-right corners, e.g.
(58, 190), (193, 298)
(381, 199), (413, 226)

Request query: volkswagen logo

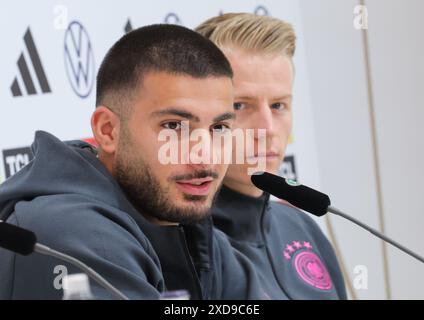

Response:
(64, 21), (95, 98)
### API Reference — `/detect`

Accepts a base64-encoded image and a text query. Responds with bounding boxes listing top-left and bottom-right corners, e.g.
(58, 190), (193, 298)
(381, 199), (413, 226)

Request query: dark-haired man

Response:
(0, 24), (262, 299)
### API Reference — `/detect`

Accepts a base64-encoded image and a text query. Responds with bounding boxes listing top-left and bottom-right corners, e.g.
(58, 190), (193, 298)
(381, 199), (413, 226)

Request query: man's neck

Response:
(97, 150), (114, 175)
(223, 179), (264, 198)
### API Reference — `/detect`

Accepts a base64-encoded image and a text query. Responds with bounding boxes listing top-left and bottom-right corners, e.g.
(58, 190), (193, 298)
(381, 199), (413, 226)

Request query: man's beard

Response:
(114, 129), (218, 224)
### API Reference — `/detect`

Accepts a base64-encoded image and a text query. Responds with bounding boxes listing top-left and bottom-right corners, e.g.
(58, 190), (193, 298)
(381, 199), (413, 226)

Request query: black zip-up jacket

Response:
(0, 131), (263, 300)
(213, 185), (347, 300)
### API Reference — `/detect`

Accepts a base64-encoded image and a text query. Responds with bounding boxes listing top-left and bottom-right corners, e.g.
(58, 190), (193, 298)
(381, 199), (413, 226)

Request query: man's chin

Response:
(250, 164), (281, 176)
(173, 199), (212, 220)
(178, 199), (212, 212)
(171, 207), (211, 224)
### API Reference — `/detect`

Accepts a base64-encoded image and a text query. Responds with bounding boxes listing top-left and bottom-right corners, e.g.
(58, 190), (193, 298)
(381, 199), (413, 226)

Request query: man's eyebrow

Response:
(272, 94), (293, 101)
(213, 112), (236, 123)
(150, 108), (200, 122)
(235, 94), (293, 101)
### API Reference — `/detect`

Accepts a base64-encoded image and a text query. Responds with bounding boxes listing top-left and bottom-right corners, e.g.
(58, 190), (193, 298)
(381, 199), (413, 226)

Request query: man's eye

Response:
(212, 124), (231, 133)
(162, 121), (182, 130)
(271, 102), (286, 110)
(233, 102), (245, 111)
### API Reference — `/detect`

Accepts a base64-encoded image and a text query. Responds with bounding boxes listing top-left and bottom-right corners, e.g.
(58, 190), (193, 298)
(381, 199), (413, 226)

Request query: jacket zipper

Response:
(177, 226), (203, 299)
(260, 194), (292, 300)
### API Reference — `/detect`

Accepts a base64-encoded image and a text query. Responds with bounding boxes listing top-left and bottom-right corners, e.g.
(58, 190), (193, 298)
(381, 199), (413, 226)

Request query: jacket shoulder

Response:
(14, 193), (152, 250)
(2, 194), (164, 299)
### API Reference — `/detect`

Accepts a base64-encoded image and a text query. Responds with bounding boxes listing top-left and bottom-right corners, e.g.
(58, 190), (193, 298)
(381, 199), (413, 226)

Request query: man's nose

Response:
(254, 104), (276, 140)
(182, 129), (214, 169)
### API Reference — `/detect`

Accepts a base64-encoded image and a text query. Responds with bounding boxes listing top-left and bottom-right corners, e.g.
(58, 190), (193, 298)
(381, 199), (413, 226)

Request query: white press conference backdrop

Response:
(1, 0), (423, 299)
(0, 0), (319, 192)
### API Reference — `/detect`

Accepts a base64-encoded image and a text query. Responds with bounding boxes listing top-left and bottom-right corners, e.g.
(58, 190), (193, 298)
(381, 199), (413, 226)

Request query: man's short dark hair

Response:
(96, 24), (233, 119)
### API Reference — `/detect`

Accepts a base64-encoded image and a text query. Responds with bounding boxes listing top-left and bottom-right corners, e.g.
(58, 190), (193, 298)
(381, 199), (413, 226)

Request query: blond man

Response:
(196, 13), (347, 299)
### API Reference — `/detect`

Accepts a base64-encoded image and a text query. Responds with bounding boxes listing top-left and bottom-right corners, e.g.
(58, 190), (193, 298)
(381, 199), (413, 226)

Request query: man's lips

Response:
(247, 151), (281, 162)
(175, 177), (214, 196)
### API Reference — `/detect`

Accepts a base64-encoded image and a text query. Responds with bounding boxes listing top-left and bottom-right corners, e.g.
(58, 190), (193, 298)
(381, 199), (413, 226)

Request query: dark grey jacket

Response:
(213, 185), (348, 300)
(0, 131), (263, 300)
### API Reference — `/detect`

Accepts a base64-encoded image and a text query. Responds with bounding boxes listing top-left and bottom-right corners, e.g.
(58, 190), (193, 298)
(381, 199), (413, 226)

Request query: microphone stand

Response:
(328, 206), (424, 264)
(35, 243), (129, 300)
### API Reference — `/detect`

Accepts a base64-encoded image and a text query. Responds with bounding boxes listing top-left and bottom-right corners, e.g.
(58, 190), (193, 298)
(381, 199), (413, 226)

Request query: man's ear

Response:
(91, 106), (120, 154)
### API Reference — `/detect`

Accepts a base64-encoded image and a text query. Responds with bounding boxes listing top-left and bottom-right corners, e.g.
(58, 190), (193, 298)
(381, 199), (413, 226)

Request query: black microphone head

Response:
(0, 222), (37, 255)
(251, 171), (331, 216)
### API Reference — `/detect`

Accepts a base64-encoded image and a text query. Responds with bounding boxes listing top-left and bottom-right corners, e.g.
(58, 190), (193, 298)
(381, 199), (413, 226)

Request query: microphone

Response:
(0, 221), (37, 255)
(0, 221), (129, 300)
(251, 171), (330, 216)
(251, 172), (424, 264)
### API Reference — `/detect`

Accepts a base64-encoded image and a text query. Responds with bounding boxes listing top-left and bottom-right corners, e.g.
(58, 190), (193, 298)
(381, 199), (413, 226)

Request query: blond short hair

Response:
(195, 13), (296, 58)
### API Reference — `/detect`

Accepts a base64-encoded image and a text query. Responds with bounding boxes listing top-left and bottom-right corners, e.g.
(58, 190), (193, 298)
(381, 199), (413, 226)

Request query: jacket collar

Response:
(212, 185), (270, 244)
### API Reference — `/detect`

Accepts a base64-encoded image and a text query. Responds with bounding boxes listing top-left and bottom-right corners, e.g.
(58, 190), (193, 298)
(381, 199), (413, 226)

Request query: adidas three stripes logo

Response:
(10, 28), (51, 97)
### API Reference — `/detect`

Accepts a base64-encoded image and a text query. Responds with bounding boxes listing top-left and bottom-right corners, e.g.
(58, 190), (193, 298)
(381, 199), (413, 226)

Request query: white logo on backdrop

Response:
(64, 21), (95, 98)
